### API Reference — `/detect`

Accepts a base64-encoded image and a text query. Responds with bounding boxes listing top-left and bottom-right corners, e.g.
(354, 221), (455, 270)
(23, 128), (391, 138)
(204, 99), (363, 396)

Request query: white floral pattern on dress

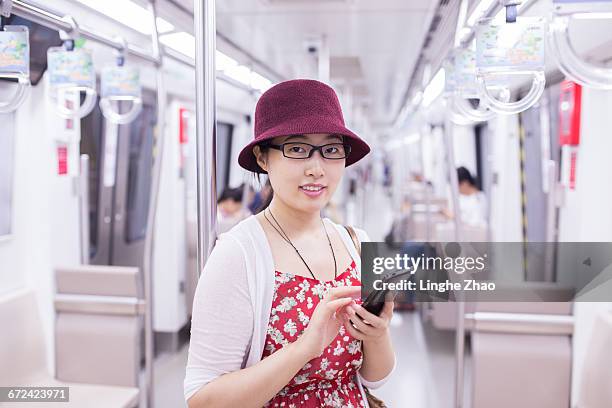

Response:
(262, 260), (366, 408)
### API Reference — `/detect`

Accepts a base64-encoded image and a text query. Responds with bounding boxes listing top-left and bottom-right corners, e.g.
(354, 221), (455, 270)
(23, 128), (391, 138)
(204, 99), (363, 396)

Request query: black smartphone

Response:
(362, 269), (412, 316)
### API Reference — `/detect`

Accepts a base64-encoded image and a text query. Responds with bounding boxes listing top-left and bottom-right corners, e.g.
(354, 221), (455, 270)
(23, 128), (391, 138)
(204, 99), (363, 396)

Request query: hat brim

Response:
(238, 119), (371, 174)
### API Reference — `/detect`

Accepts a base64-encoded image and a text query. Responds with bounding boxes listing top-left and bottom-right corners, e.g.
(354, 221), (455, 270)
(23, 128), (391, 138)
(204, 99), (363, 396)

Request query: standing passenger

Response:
(184, 79), (396, 407)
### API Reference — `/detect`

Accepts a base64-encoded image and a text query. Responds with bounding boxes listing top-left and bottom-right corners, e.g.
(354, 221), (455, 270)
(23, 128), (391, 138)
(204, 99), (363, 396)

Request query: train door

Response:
(112, 98), (157, 270)
(517, 82), (563, 282)
(81, 91), (157, 278)
(0, 112), (15, 239)
(475, 122), (493, 232)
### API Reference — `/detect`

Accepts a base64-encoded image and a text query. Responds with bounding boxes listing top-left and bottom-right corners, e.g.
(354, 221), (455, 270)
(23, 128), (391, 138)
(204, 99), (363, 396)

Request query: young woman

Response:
(184, 79), (396, 408)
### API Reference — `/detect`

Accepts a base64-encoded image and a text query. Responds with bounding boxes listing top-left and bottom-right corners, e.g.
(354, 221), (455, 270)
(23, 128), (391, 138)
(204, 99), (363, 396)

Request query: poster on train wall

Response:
(476, 17), (546, 72)
(0, 115), (15, 238)
(0, 26), (29, 77)
(443, 59), (456, 94)
(453, 47), (480, 98)
(47, 47), (95, 90)
(101, 66), (141, 98)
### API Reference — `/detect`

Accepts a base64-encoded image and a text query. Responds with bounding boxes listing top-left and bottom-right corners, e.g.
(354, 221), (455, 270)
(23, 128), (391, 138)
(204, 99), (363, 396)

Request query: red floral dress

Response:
(261, 260), (366, 408)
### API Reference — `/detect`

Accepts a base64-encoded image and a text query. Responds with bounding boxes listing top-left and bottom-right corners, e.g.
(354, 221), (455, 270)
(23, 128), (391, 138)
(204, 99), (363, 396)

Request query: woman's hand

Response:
(341, 300), (394, 345)
(297, 285), (361, 360)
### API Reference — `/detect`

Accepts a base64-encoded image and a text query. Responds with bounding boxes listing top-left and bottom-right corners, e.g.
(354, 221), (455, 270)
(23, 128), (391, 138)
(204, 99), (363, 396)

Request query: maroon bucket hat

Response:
(238, 79), (371, 173)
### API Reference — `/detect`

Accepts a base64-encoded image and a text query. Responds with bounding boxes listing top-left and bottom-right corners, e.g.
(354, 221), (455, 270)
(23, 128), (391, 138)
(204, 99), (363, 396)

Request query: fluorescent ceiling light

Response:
(74, 0), (174, 35)
(466, 0), (496, 27)
(160, 32), (196, 59)
(159, 31), (274, 92)
(411, 92), (423, 106)
(218, 56), (273, 92)
(454, 0), (469, 46)
(457, 27), (472, 43)
(573, 12), (612, 19)
(404, 133), (420, 145)
(250, 71), (273, 92)
(422, 68), (445, 107)
(216, 52), (238, 71)
(224, 65), (252, 84)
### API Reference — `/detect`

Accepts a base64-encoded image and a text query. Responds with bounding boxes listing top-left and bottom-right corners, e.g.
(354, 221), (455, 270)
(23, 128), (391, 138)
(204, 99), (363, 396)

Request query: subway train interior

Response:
(1, 0), (612, 407)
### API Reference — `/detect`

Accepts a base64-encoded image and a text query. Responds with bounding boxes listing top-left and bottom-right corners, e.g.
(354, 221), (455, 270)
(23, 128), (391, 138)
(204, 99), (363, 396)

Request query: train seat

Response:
(54, 265), (142, 389)
(0, 289), (139, 407)
(469, 301), (574, 408)
(577, 309), (612, 408)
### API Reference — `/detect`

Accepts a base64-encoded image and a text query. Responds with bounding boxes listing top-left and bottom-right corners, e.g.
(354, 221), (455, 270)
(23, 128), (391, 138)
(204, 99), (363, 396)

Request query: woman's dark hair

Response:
(457, 166), (476, 186)
(250, 143), (274, 214)
(217, 185), (244, 204)
(253, 177), (273, 214)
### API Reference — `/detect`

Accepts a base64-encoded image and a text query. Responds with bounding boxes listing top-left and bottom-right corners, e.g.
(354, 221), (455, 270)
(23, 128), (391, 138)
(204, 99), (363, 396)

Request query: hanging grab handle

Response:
(0, 74), (29, 113)
(46, 17), (96, 119)
(0, 22), (30, 113)
(99, 41), (142, 125)
(451, 94), (497, 122)
(54, 85), (97, 119)
(477, 70), (545, 114)
(100, 96), (143, 125)
(550, 14), (612, 89)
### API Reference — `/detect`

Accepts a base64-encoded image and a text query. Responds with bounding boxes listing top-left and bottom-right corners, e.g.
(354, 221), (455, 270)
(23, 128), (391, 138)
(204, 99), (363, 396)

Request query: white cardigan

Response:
(184, 214), (395, 405)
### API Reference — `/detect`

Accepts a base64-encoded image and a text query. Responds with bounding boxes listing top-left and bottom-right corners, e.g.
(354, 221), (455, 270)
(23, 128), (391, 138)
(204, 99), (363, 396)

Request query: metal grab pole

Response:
(194, 0), (217, 276)
(79, 154), (90, 265)
(142, 1), (165, 406)
(444, 118), (465, 408)
(11, 0), (158, 64)
(418, 133), (432, 242)
(444, 119), (462, 240)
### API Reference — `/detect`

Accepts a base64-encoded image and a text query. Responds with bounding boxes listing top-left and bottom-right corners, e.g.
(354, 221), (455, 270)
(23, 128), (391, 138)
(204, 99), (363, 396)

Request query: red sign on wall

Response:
(179, 108), (189, 144)
(57, 145), (68, 175)
(559, 80), (582, 146)
(569, 149), (577, 191)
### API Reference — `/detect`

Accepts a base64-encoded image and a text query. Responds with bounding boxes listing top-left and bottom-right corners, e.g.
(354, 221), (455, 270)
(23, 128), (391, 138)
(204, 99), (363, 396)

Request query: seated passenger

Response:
(442, 166), (487, 227)
(217, 185), (251, 234)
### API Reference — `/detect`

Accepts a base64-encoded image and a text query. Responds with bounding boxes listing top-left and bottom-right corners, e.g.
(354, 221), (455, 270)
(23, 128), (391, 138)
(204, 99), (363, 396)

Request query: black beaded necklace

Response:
(264, 208), (338, 280)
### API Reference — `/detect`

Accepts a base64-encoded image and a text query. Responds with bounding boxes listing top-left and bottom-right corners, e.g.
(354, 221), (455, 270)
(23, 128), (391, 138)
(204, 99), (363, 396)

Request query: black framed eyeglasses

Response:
(266, 142), (351, 160)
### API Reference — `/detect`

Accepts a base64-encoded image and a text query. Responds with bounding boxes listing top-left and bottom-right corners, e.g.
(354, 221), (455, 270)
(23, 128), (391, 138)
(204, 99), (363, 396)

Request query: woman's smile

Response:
(299, 183), (327, 198)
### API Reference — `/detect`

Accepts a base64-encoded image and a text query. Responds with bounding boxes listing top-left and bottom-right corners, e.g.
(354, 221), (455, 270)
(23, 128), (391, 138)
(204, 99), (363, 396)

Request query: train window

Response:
(80, 94), (104, 257)
(125, 102), (156, 243)
(0, 114), (15, 238)
(215, 122), (234, 197)
(2, 16), (62, 86)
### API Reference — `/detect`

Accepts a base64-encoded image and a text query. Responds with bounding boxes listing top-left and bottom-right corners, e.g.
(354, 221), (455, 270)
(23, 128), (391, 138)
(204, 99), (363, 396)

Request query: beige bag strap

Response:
(344, 225), (361, 257)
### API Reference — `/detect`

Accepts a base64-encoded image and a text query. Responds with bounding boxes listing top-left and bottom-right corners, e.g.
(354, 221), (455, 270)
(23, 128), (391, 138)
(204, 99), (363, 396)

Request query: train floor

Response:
(154, 310), (470, 408)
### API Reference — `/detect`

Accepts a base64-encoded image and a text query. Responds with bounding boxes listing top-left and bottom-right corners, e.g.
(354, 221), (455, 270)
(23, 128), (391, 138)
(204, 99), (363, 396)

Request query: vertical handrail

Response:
(142, 1), (165, 406)
(194, 0), (218, 277)
(544, 160), (557, 282)
(79, 154), (90, 265)
(418, 133), (432, 242)
(318, 34), (330, 84)
(444, 119), (463, 240)
(444, 117), (465, 408)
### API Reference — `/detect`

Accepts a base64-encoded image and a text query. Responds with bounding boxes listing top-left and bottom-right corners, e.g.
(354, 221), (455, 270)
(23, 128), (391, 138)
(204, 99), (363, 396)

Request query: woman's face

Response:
(254, 133), (345, 214)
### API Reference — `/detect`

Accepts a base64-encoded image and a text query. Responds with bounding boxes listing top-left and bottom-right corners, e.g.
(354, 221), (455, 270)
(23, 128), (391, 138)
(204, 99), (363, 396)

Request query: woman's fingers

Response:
(350, 304), (385, 329)
(379, 300), (395, 319)
(325, 285), (361, 301)
(323, 297), (354, 319)
(342, 314), (366, 340)
(346, 307), (376, 335)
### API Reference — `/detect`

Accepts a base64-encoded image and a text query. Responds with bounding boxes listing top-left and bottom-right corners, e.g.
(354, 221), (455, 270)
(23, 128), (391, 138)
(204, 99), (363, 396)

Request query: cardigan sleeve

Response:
(184, 233), (254, 402)
(353, 227), (397, 389)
